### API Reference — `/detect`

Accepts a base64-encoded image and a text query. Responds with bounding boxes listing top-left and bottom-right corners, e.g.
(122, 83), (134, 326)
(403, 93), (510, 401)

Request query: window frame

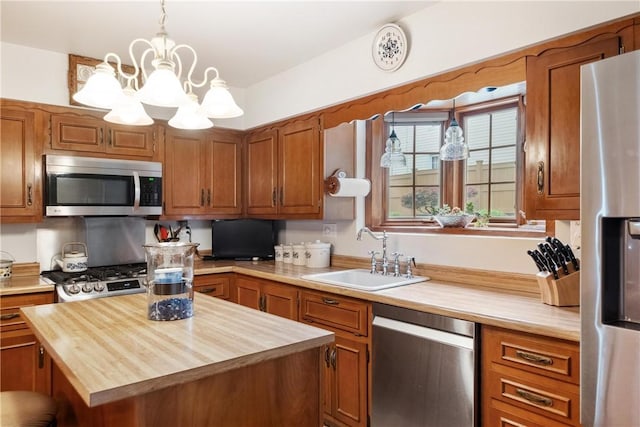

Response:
(366, 95), (549, 237)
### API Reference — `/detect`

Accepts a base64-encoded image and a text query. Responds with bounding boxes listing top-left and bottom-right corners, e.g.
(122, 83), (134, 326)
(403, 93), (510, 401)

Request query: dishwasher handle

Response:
(373, 316), (474, 350)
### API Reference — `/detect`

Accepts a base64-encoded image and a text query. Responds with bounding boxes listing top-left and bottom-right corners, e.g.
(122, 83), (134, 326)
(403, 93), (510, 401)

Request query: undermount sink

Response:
(301, 269), (429, 291)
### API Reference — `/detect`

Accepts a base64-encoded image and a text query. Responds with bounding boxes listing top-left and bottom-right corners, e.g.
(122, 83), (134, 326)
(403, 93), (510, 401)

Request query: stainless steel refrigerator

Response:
(581, 49), (640, 427)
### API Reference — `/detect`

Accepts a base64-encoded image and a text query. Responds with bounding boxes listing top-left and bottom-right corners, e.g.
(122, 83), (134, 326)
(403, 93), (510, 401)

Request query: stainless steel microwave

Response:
(45, 155), (162, 216)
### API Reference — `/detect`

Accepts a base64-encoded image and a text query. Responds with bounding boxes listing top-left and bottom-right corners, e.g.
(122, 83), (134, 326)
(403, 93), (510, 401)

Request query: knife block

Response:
(536, 268), (580, 307)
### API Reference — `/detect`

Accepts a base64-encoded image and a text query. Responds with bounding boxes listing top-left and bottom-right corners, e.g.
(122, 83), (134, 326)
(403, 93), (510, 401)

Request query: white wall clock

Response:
(372, 23), (408, 72)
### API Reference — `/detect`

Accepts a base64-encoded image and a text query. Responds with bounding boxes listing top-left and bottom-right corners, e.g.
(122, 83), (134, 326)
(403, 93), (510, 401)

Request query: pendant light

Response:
(72, 0), (243, 129)
(440, 99), (468, 161)
(380, 112), (407, 168)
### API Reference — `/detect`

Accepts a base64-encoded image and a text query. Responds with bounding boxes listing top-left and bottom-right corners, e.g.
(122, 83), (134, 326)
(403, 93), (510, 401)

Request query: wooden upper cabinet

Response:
(50, 113), (156, 158)
(245, 117), (323, 219)
(206, 131), (242, 215)
(246, 130), (278, 216)
(278, 117), (322, 216)
(164, 127), (242, 218)
(524, 37), (620, 220)
(0, 107), (43, 222)
(164, 128), (207, 216)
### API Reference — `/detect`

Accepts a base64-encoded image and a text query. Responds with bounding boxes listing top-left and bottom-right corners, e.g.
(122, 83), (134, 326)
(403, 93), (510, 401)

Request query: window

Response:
(387, 120), (444, 219)
(368, 96), (541, 234)
(462, 105), (518, 221)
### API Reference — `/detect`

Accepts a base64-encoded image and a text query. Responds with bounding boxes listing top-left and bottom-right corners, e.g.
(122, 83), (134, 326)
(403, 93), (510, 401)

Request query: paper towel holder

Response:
(324, 169), (348, 194)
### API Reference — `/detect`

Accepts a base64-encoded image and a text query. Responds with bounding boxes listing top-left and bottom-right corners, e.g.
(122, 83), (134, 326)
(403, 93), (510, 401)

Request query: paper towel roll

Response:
(325, 177), (371, 197)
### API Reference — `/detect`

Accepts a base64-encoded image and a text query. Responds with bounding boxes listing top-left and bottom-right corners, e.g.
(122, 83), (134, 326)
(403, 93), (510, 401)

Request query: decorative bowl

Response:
(434, 214), (475, 228)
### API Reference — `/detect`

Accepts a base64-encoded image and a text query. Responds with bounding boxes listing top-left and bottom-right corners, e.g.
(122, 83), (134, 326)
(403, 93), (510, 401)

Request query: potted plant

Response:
(426, 204), (476, 228)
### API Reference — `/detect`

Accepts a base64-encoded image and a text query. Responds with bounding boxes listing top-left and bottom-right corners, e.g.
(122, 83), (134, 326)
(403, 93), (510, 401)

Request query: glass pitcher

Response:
(143, 242), (199, 321)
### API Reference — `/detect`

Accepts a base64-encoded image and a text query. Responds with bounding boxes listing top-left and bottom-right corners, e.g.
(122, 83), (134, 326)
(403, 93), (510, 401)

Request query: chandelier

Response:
(73, 0), (243, 130)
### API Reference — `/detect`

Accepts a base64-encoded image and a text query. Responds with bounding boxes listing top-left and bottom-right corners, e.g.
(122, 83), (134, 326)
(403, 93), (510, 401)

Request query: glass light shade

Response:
(136, 65), (189, 108)
(104, 88), (153, 126)
(168, 94), (213, 130)
(380, 129), (406, 168)
(200, 78), (244, 118)
(440, 119), (468, 161)
(72, 63), (124, 109)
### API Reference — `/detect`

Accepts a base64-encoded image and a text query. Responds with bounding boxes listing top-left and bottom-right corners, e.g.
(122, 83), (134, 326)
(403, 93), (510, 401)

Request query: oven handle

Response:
(133, 171), (141, 210)
(373, 316), (474, 350)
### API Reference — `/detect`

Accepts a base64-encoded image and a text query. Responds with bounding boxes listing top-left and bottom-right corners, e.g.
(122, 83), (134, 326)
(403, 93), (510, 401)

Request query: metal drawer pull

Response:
(330, 348), (337, 370)
(199, 287), (217, 294)
(516, 388), (553, 407)
(0, 313), (20, 321)
(537, 161), (544, 194)
(324, 346), (331, 368)
(322, 297), (339, 305)
(516, 350), (553, 365)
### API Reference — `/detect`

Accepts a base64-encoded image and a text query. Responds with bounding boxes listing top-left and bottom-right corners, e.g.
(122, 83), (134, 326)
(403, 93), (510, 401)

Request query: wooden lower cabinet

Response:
(300, 290), (370, 427)
(482, 325), (581, 427)
(0, 292), (54, 394)
(193, 273), (232, 300)
(233, 275), (299, 321)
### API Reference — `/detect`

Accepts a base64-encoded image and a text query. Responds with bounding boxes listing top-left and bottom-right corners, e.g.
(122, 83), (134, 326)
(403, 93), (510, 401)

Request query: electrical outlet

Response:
(570, 220), (581, 249)
(322, 223), (337, 238)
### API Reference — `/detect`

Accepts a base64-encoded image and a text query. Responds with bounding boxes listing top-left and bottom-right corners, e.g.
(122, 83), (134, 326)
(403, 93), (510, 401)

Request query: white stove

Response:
(42, 263), (147, 302)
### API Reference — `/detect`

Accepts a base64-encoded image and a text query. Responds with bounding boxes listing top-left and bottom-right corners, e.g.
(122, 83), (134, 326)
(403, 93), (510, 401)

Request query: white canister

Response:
(305, 241), (331, 268)
(282, 244), (293, 264)
(274, 245), (284, 262)
(292, 243), (306, 266)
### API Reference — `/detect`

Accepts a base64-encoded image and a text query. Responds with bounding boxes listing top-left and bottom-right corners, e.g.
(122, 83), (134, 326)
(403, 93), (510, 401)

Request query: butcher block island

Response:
(20, 293), (334, 427)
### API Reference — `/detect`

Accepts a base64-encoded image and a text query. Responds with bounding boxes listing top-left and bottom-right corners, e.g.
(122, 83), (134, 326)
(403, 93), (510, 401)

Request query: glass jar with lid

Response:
(143, 242), (199, 321)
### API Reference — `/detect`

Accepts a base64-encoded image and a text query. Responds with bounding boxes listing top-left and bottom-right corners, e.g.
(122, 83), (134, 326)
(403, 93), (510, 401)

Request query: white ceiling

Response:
(1, 1), (433, 88)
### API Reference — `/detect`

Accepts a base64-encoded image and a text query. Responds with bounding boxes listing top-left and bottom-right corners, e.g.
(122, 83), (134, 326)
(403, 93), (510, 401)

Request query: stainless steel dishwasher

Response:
(372, 303), (478, 427)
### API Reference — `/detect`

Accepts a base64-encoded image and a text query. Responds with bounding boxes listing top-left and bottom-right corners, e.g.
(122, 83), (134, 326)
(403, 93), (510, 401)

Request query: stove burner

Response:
(43, 263), (147, 302)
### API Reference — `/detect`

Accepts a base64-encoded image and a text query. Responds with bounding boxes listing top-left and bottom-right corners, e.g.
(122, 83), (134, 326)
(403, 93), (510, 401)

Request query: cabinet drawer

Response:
(0, 293), (54, 332)
(483, 326), (579, 384)
(299, 291), (368, 336)
(194, 275), (230, 299)
(487, 398), (575, 427)
(487, 363), (580, 426)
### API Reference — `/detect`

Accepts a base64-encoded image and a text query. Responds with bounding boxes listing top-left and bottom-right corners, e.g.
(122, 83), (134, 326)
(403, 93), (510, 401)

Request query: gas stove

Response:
(42, 263), (147, 302)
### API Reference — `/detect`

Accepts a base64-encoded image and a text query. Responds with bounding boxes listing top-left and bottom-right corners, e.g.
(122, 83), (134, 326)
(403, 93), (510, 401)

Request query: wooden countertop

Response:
(0, 275), (53, 296)
(20, 293), (333, 407)
(194, 260), (580, 342)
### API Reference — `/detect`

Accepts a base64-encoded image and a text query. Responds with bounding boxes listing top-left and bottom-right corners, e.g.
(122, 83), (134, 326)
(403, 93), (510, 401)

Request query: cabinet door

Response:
(0, 108), (42, 221)
(205, 131), (242, 215)
(278, 117), (322, 216)
(262, 282), (298, 321)
(246, 130), (278, 216)
(106, 124), (155, 157)
(524, 37), (620, 220)
(332, 337), (368, 427)
(234, 276), (262, 310)
(51, 113), (105, 153)
(0, 330), (51, 394)
(164, 129), (207, 216)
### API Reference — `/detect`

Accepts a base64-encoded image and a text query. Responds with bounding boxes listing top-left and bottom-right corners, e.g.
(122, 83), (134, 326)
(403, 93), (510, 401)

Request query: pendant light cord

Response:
(159, 0), (167, 31)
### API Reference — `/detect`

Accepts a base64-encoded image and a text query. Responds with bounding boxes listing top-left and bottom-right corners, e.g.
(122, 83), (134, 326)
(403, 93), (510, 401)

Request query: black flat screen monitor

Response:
(211, 219), (277, 260)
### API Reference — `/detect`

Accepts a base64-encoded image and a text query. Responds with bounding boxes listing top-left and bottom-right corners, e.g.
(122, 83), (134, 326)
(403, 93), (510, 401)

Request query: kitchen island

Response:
(20, 293), (333, 427)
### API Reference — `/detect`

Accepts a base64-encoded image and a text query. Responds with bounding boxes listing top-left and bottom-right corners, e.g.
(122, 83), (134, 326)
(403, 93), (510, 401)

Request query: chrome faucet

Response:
(357, 227), (388, 275)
